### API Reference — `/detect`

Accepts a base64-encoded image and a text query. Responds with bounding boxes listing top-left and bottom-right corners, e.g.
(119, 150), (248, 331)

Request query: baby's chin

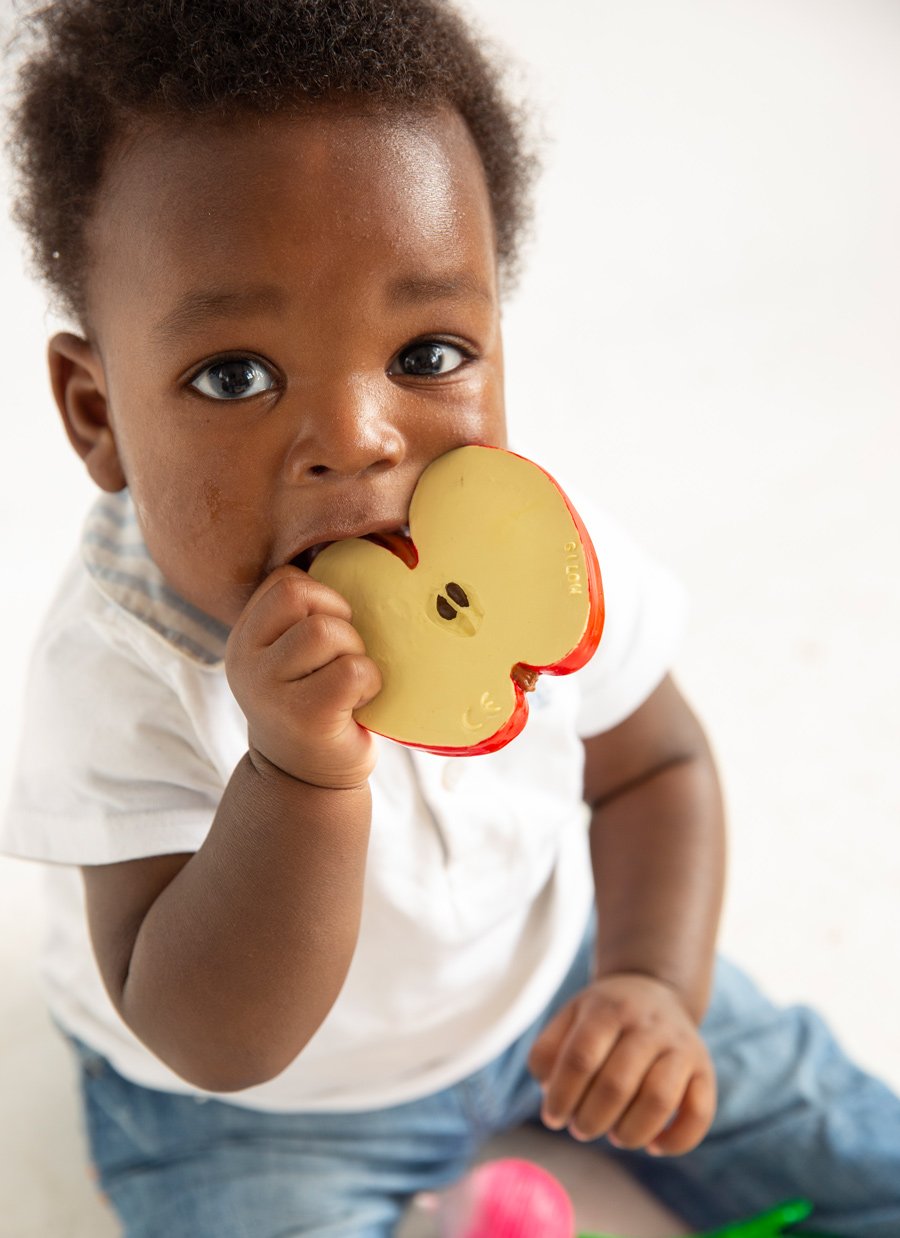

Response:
(207, 578), (270, 628)
(153, 559), (259, 629)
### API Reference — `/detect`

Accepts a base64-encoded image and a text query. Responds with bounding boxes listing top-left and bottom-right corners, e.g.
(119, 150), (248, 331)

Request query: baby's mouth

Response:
(291, 542), (332, 573)
(291, 524), (416, 573)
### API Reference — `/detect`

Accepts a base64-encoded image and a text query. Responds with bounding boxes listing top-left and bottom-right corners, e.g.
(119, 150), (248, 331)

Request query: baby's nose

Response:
(283, 380), (404, 481)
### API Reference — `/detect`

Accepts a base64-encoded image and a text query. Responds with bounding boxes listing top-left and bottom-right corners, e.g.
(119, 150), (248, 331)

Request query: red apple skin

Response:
(358, 447), (605, 757)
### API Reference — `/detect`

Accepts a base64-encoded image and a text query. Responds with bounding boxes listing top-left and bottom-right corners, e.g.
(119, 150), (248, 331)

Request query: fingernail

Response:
(646, 1142), (664, 1157)
(542, 1109), (565, 1130)
(607, 1133), (623, 1148)
(568, 1125), (590, 1142)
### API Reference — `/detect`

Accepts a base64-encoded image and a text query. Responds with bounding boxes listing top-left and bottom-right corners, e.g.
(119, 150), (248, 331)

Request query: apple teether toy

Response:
(309, 445), (604, 754)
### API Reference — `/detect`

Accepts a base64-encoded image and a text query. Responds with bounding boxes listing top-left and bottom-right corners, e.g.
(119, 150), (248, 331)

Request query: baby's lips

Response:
(288, 523), (414, 574)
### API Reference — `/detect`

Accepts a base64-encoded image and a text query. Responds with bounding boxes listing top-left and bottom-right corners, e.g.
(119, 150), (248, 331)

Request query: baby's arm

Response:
(529, 674), (725, 1153)
(81, 567), (381, 1093)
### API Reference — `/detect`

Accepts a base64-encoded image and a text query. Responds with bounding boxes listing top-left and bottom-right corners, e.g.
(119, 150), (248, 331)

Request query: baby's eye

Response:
(390, 341), (469, 377)
(190, 357), (276, 400)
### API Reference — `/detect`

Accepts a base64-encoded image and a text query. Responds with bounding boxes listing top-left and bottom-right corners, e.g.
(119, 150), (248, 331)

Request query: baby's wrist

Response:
(591, 966), (704, 1024)
(246, 743), (372, 794)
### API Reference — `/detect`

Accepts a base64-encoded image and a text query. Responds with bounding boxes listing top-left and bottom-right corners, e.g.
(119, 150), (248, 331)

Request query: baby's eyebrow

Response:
(153, 284), (288, 344)
(387, 273), (494, 307)
(153, 272), (493, 345)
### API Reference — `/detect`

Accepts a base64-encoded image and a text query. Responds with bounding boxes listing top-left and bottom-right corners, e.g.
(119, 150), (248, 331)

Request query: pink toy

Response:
(425, 1157), (815, 1238)
(433, 1158), (574, 1238)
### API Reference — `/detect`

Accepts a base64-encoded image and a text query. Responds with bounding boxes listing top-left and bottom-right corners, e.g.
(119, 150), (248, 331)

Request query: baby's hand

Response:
(225, 566), (382, 789)
(527, 972), (716, 1155)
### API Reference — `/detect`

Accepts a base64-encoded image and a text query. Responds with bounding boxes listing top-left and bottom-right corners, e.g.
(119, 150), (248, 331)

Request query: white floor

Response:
(2, 2), (899, 1236)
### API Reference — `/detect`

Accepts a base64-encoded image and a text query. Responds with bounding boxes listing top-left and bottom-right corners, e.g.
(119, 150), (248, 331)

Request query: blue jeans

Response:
(65, 926), (900, 1237)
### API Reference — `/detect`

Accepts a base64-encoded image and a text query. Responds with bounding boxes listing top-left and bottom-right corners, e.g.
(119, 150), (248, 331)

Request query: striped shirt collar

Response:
(81, 490), (230, 666)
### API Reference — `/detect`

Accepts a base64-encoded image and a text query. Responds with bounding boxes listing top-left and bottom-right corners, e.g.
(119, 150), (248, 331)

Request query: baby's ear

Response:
(48, 332), (127, 492)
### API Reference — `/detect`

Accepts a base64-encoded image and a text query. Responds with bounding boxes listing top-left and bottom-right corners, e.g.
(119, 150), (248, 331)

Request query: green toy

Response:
(580, 1198), (832, 1238)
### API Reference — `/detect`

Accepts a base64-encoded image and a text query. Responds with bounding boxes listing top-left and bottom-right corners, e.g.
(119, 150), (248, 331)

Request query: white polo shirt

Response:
(1, 481), (687, 1112)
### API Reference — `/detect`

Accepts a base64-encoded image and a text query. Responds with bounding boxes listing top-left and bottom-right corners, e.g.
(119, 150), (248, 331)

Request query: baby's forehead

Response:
(102, 103), (484, 217)
(95, 104), (492, 254)
(84, 103), (499, 341)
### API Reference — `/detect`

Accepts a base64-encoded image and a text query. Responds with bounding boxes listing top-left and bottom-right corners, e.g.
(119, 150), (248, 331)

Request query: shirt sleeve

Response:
(565, 486), (690, 738)
(1, 576), (225, 866)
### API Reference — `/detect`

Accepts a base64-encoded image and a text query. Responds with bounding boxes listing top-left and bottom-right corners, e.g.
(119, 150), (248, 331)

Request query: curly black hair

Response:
(5, 0), (539, 325)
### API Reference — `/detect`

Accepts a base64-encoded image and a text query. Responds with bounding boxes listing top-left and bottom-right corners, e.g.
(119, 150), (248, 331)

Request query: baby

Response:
(3, 1), (899, 1235)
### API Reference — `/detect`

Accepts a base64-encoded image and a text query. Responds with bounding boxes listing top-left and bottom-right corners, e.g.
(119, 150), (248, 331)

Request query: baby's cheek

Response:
(133, 467), (266, 624)
(201, 478), (225, 525)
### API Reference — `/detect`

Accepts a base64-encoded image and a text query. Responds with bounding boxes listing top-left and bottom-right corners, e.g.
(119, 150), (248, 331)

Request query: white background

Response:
(1, 0), (898, 1233)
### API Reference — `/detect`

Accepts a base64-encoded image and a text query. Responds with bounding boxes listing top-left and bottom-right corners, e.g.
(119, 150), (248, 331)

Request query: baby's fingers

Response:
(604, 1051), (693, 1150)
(531, 1009), (621, 1132)
(527, 1001), (576, 1086)
(235, 567), (352, 652)
(266, 611), (367, 683)
(644, 1067), (717, 1156)
(566, 1032), (661, 1141)
(288, 651), (383, 723)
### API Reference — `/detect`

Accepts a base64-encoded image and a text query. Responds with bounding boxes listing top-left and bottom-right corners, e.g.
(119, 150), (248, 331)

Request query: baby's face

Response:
(76, 103), (506, 624)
